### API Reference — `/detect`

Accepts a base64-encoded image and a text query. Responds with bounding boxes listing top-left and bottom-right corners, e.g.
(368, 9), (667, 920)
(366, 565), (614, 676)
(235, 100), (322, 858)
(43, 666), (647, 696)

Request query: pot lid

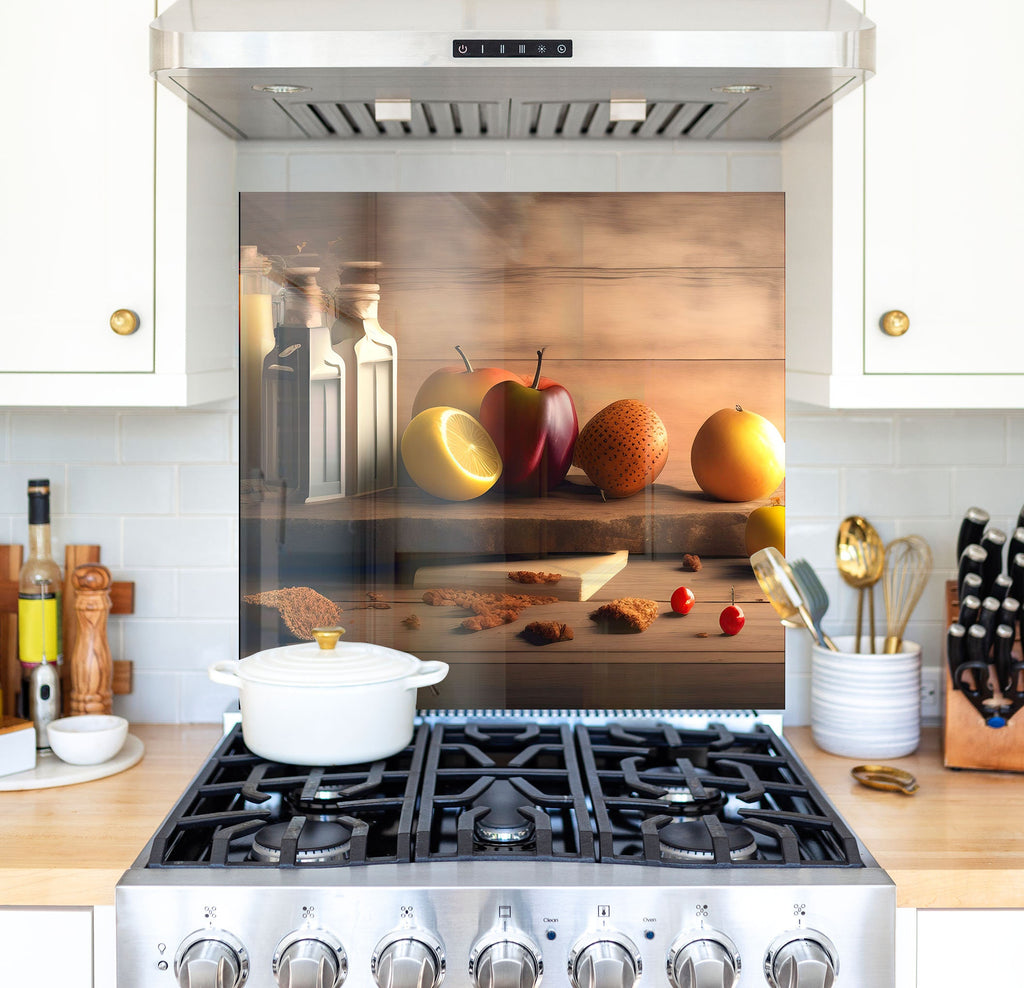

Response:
(238, 638), (424, 687)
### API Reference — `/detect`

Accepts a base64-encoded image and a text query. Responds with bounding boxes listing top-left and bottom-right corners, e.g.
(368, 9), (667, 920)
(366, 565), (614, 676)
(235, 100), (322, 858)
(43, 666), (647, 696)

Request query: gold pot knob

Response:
(312, 627), (345, 650)
(109, 309), (140, 336)
(880, 310), (910, 337)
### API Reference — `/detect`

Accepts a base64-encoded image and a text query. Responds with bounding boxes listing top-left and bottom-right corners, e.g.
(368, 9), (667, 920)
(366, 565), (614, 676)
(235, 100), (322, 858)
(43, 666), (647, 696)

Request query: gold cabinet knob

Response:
(109, 309), (140, 336)
(880, 310), (910, 337)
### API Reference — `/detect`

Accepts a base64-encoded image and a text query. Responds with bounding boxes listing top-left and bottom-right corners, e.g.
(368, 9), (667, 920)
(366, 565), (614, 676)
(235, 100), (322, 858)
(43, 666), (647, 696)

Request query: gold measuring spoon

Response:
(836, 516), (886, 653)
(851, 764), (919, 795)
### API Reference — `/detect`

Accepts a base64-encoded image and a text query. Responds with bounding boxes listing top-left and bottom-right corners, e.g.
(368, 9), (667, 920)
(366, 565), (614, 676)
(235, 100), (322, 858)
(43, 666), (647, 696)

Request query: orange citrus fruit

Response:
(690, 404), (784, 502)
(401, 406), (502, 501)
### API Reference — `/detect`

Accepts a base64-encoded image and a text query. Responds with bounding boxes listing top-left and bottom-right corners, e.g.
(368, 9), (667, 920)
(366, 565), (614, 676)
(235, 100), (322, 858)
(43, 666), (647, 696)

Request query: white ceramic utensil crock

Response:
(209, 631), (448, 765)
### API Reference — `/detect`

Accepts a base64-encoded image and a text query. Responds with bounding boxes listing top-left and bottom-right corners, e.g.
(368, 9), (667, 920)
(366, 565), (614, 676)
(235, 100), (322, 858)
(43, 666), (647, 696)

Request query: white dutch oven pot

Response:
(209, 628), (448, 765)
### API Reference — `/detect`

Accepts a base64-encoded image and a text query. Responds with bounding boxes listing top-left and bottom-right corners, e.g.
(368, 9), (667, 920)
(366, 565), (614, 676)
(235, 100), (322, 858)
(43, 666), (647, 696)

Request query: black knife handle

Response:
(1011, 552), (1024, 605)
(977, 596), (1002, 651)
(958, 544), (989, 599)
(989, 574), (1014, 603)
(960, 572), (983, 604)
(997, 596), (1020, 632)
(1017, 504), (1024, 535)
(994, 624), (1016, 695)
(980, 528), (1007, 587)
(947, 623), (967, 689)
(957, 507), (990, 562)
(964, 624), (993, 697)
(957, 594), (982, 628)
(1008, 527), (1024, 568)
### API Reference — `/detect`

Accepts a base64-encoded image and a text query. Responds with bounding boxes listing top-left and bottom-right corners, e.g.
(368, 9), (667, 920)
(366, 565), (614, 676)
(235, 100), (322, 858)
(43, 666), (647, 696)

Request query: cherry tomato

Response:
(670, 586), (696, 615)
(719, 604), (745, 636)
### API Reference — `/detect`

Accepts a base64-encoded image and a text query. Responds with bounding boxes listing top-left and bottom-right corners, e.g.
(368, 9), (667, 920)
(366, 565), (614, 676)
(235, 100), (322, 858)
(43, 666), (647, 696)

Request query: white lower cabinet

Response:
(916, 910), (1023, 986)
(0, 906), (94, 987)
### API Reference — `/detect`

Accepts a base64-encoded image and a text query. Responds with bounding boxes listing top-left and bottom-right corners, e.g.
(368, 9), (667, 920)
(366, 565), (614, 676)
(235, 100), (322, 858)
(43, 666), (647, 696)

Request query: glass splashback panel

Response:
(239, 192), (786, 711)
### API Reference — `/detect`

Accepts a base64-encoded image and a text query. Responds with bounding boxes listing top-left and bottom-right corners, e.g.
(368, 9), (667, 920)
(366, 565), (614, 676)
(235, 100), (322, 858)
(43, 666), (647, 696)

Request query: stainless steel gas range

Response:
(116, 713), (894, 988)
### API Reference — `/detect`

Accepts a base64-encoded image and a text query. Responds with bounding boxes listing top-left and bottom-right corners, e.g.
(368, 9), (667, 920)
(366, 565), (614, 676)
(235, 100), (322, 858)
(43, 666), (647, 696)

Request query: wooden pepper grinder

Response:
(69, 563), (113, 715)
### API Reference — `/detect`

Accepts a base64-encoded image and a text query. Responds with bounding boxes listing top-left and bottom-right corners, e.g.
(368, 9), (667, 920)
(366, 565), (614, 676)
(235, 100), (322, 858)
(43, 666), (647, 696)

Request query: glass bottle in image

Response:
(331, 261), (398, 494)
(18, 479), (62, 718)
(239, 245), (275, 498)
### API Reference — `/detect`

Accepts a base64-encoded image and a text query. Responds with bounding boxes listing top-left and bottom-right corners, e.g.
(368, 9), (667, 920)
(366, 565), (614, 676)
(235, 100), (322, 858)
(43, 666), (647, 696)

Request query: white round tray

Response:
(0, 733), (144, 791)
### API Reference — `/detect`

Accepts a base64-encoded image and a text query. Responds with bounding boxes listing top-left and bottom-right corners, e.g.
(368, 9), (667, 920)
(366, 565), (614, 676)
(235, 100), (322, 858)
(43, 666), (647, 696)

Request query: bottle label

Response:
(18, 594), (62, 666)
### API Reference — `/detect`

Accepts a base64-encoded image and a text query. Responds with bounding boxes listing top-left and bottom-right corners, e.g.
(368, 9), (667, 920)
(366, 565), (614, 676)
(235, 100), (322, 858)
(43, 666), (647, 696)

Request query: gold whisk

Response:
(882, 535), (933, 654)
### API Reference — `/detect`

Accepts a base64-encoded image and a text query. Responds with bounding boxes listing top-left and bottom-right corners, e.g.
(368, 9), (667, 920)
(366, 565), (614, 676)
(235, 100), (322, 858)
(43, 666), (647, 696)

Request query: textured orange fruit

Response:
(573, 399), (669, 498)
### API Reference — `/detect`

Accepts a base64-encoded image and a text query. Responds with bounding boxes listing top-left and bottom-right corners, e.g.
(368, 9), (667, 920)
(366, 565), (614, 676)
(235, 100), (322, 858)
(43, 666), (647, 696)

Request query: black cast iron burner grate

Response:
(143, 719), (863, 870)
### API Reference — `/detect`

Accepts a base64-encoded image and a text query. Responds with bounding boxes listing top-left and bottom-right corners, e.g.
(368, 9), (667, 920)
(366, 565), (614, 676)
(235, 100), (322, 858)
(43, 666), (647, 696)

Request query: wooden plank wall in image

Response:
(240, 191), (785, 493)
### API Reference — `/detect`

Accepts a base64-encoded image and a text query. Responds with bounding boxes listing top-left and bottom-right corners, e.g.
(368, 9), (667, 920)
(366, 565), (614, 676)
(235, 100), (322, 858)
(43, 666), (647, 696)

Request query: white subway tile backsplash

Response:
(10, 412), (117, 462)
(123, 618), (236, 672)
(118, 568), (179, 619)
(843, 468), (951, 518)
(50, 517), (123, 566)
(124, 518), (236, 568)
(0, 465), (67, 514)
(178, 569), (239, 619)
(898, 413), (1006, 466)
(508, 152), (618, 191)
(618, 153), (727, 192)
(181, 465), (239, 515)
(784, 467), (840, 519)
(68, 465), (176, 515)
(786, 414), (893, 466)
(121, 412), (230, 463)
(950, 467), (1024, 522)
(289, 152), (399, 191)
(1008, 416), (1024, 465)
(113, 670), (182, 724)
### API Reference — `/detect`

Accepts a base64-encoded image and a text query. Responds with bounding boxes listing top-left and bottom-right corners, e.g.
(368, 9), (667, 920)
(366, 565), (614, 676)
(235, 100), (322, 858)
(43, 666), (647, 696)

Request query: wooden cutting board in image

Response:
(413, 550), (629, 602)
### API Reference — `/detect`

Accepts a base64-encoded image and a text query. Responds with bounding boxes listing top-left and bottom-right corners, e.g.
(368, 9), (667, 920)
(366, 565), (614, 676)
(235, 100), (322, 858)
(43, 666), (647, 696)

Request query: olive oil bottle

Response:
(18, 479), (62, 721)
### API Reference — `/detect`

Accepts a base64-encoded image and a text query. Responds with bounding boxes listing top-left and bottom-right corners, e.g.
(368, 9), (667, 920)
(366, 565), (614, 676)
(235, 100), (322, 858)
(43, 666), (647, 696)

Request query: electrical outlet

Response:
(920, 667), (942, 720)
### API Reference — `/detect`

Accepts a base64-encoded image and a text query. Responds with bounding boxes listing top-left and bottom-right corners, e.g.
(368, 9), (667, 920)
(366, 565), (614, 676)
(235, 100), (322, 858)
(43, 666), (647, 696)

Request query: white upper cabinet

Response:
(785, 0), (1024, 408)
(1, 0), (237, 407)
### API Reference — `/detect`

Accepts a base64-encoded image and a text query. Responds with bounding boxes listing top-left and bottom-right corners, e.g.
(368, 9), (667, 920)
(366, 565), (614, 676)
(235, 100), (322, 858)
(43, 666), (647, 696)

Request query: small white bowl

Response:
(47, 715), (129, 765)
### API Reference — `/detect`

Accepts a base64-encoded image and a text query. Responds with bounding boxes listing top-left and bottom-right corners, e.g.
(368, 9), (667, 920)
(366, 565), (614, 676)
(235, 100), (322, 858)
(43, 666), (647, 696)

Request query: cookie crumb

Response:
(401, 614), (421, 629)
(682, 553), (702, 572)
(588, 597), (659, 633)
(508, 570), (562, 585)
(521, 620), (575, 644)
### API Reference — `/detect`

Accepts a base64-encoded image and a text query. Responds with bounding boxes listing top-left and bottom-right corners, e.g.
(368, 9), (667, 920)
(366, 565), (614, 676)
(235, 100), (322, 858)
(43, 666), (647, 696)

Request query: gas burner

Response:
(285, 785), (354, 820)
(471, 780), (536, 845)
(655, 785), (727, 818)
(657, 821), (757, 863)
(251, 820), (352, 864)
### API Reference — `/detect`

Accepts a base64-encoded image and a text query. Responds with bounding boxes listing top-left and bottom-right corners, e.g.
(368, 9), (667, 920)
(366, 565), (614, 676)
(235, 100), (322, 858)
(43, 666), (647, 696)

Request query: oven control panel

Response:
(116, 876), (893, 987)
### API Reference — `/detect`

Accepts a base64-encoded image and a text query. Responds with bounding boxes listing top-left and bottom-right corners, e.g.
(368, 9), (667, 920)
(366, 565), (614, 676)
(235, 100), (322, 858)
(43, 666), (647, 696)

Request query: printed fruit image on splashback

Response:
(239, 192), (785, 711)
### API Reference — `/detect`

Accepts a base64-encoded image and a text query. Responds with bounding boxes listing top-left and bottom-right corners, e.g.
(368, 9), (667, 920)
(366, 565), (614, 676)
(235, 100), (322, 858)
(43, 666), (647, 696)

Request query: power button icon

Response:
(458, 44), (468, 54)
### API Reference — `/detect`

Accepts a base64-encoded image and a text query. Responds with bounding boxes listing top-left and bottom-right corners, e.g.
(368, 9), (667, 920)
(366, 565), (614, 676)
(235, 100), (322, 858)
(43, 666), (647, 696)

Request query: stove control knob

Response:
(568, 934), (642, 988)
(470, 934), (543, 988)
(764, 931), (838, 988)
(372, 931), (446, 988)
(174, 930), (249, 988)
(668, 932), (740, 988)
(273, 931), (347, 988)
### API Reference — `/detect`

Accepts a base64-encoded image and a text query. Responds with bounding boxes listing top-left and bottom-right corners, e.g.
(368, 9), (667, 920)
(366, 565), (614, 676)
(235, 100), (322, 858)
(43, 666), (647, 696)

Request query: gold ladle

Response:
(836, 516), (886, 653)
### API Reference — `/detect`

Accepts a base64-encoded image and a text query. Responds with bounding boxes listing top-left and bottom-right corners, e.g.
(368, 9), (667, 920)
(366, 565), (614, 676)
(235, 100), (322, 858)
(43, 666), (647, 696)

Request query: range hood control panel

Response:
(452, 40), (573, 58)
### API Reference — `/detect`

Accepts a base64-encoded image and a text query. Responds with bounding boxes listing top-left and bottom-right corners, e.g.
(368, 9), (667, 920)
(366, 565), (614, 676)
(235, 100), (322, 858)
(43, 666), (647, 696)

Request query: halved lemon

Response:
(401, 406), (502, 501)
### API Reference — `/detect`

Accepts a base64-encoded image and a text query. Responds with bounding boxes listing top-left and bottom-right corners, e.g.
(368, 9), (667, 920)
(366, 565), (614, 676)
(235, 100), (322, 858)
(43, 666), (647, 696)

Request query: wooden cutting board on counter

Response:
(413, 549), (629, 602)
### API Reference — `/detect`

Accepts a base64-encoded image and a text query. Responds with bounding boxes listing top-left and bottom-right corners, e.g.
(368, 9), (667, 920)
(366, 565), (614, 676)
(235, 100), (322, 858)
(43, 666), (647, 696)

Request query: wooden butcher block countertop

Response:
(1, 725), (1021, 909)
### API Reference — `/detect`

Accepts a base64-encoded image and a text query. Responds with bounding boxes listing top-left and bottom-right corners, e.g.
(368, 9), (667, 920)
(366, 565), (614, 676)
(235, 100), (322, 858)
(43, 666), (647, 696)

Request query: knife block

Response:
(943, 580), (1024, 772)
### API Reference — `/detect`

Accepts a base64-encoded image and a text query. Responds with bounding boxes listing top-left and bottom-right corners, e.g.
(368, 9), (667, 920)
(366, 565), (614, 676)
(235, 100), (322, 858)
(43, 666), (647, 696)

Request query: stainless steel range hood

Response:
(151, 0), (874, 142)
